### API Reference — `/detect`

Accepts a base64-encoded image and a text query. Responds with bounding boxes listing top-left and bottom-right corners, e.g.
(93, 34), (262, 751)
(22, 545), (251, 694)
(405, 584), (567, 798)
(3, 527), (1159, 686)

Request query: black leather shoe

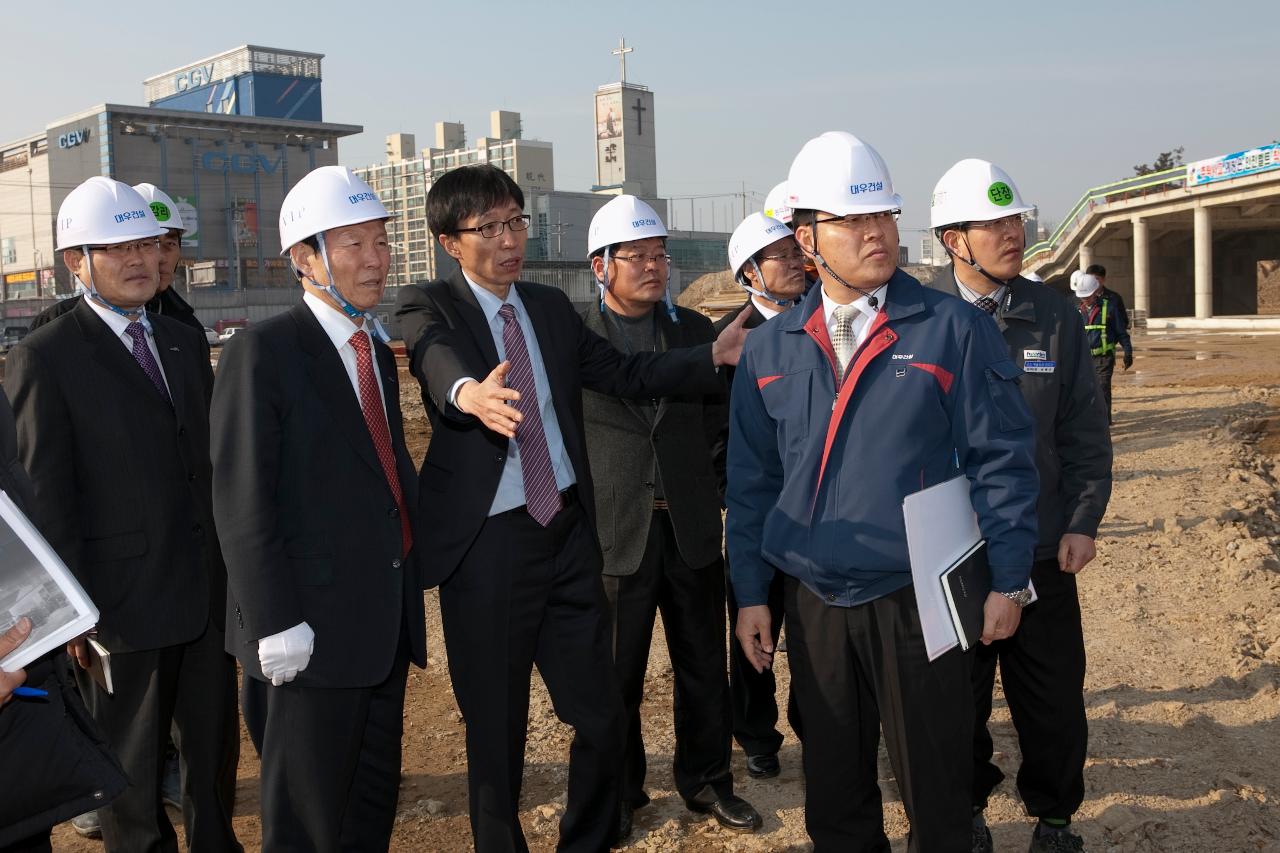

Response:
(745, 752), (780, 779)
(685, 792), (763, 833)
(615, 801), (634, 845)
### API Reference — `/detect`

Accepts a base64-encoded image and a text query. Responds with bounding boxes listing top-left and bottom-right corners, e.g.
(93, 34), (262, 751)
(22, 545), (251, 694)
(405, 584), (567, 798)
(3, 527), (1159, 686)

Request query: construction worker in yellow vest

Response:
(1071, 271), (1132, 424)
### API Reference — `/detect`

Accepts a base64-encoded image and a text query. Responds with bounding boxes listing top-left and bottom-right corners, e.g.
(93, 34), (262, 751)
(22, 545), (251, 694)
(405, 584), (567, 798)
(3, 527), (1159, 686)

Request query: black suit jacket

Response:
(580, 304), (725, 576)
(394, 271), (724, 587)
(210, 303), (426, 689)
(4, 299), (223, 652)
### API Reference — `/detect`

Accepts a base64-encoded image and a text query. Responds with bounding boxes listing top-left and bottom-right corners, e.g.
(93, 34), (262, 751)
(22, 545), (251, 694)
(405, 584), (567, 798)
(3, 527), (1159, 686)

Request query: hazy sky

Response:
(5, 1), (1275, 245)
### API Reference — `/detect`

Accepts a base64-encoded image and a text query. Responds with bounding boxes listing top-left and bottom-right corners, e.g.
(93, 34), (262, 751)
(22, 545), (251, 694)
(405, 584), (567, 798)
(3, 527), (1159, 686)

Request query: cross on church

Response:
(612, 36), (633, 83)
(632, 97), (647, 136)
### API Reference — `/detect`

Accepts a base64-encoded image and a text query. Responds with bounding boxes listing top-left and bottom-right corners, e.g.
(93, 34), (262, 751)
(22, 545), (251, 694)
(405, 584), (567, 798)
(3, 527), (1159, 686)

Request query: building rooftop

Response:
(45, 103), (361, 140)
(143, 46), (324, 103)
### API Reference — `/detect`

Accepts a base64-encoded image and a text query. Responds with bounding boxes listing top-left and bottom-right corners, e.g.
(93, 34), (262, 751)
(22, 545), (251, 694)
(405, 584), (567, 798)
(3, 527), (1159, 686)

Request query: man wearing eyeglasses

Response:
(30, 185), (207, 346)
(928, 160), (1110, 853)
(394, 166), (750, 852)
(727, 134), (1039, 851)
(4, 176), (241, 852)
(579, 196), (762, 841)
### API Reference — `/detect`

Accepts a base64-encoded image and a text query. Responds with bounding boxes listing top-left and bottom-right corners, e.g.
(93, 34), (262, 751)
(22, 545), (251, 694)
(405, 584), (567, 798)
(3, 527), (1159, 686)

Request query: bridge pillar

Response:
(1079, 244), (1094, 272)
(1132, 216), (1150, 317)
(1193, 204), (1213, 319)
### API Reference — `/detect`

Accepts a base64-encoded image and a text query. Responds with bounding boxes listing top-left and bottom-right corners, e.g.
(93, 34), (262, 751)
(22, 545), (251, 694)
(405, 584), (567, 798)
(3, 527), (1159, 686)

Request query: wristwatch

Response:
(998, 588), (1033, 608)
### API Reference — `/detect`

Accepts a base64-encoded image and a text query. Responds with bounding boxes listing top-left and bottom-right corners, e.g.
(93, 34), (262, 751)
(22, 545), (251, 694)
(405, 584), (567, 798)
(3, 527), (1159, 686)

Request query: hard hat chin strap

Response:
(595, 246), (611, 314)
(737, 259), (800, 307)
(304, 233), (390, 343)
(594, 245), (679, 324)
(949, 231), (1014, 290)
(808, 224), (883, 308)
(80, 246), (144, 319)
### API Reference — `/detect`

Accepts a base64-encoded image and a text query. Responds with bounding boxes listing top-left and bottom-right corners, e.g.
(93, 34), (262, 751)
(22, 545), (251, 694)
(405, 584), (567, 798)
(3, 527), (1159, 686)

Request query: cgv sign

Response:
(200, 151), (282, 175)
(175, 63), (217, 92)
(57, 128), (91, 149)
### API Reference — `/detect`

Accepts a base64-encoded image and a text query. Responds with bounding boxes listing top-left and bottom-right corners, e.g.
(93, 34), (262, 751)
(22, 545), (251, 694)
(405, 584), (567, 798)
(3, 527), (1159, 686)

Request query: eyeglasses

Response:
(964, 213), (1028, 232)
(89, 238), (161, 257)
(813, 209), (902, 231)
(612, 253), (671, 266)
(453, 214), (531, 239)
(758, 249), (807, 264)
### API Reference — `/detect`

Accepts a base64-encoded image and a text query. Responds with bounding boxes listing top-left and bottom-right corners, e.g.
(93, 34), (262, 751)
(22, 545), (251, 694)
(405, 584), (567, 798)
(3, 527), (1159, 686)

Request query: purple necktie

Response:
(974, 296), (999, 315)
(498, 303), (561, 526)
(124, 322), (171, 404)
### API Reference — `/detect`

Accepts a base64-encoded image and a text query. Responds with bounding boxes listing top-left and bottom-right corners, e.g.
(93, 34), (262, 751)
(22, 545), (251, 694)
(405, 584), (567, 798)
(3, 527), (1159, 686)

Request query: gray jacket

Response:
(580, 304), (727, 576)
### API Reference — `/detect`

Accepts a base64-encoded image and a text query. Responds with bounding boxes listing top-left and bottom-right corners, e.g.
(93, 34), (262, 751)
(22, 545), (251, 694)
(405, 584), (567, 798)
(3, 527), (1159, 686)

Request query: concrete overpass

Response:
(1024, 142), (1280, 324)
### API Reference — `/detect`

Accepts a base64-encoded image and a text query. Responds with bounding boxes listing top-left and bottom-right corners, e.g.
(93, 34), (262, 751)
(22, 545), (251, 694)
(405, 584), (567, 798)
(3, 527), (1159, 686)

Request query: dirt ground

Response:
(49, 329), (1280, 852)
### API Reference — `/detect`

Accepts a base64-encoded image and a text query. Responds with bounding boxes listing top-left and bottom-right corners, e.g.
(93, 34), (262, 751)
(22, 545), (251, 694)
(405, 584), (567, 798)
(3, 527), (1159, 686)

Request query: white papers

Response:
(904, 475), (1037, 661)
(904, 475), (979, 661)
(0, 491), (99, 672)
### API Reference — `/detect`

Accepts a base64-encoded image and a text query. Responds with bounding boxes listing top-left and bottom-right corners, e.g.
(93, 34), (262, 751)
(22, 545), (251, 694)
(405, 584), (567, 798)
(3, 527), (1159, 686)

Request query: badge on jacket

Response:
(1023, 360), (1055, 374)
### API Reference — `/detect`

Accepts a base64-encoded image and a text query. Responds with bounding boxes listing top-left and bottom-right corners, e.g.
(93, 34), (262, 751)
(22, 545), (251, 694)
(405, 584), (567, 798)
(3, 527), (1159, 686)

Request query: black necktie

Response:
(974, 296), (998, 315)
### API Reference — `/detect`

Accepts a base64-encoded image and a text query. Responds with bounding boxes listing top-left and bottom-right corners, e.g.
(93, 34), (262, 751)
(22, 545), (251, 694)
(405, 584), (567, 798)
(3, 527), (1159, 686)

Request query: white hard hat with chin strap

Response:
(728, 213), (799, 307)
(279, 166), (392, 342)
(786, 131), (902, 307)
(56, 177), (166, 318)
(930, 158), (1035, 290)
(586, 195), (678, 323)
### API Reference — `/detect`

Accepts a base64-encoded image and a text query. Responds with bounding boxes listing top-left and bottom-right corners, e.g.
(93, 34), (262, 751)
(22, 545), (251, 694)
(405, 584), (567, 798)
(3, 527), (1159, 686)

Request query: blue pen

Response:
(11, 686), (48, 698)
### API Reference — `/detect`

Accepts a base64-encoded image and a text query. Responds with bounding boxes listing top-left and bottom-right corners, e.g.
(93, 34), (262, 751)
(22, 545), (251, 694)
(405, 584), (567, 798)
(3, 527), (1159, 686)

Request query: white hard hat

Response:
(930, 159), (1035, 229)
(762, 181), (793, 225)
(279, 166), (389, 255)
(728, 213), (794, 278)
(56, 177), (166, 251)
(132, 183), (186, 233)
(1021, 270), (1043, 283)
(786, 131), (903, 216)
(587, 195), (667, 256)
(1071, 272), (1101, 297)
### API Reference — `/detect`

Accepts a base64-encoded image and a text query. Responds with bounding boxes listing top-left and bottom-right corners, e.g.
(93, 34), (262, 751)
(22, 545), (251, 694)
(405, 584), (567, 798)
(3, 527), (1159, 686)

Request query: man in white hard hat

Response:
(30, 184), (206, 344)
(763, 180), (818, 283)
(30, 182), (205, 831)
(929, 159), (1112, 853)
(4, 176), (241, 852)
(394, 165), (749, 852)
(1084, 264), (1131, 335)
(581, 196), (762, 840)
(716, 212), (808, 780)
(726, 132), (1039, 851)
(1071, 271), (1132, 425)
(209, 165), (425, 849)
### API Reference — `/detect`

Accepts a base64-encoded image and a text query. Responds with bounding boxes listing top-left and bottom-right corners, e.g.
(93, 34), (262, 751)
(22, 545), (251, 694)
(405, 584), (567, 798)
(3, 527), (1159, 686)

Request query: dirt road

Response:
(50, 330), (1280, 852)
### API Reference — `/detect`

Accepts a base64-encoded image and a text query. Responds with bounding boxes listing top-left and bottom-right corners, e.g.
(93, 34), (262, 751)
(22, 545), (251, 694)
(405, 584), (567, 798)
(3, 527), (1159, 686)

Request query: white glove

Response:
(258, 621), (315, 686)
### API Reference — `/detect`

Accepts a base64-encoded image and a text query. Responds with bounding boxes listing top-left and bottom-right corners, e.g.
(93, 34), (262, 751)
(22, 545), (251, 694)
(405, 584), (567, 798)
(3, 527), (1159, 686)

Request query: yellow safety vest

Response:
(1084, 299), (1114, 356)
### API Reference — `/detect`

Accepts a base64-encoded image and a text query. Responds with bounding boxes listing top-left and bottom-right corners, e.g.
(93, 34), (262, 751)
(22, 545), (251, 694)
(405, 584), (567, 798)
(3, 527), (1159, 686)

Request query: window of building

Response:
(1, 238), (15, 265)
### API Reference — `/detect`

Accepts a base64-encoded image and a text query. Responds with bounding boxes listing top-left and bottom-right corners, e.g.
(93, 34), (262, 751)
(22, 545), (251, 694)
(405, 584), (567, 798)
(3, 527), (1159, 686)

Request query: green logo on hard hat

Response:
(987, 182), (1014, 206)
(150, 201), (172, 222)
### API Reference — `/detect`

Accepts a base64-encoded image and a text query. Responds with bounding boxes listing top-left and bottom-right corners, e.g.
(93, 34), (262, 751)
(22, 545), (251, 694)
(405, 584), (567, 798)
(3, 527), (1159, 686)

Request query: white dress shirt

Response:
(751, 296), (782, 322)
(302, 290), (388, 418)
(820, 282), (885, 350)
(83, 296), (171, 397)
